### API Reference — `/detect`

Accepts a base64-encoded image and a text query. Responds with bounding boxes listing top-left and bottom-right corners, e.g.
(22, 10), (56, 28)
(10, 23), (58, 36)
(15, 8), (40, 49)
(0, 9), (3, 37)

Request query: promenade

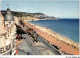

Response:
(17, 21), (61, 55)
(22, 21), (79, 55)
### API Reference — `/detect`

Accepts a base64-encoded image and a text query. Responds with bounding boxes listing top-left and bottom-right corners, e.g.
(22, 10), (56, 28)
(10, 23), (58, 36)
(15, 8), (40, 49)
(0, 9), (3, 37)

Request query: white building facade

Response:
(0, 8), (17, 55)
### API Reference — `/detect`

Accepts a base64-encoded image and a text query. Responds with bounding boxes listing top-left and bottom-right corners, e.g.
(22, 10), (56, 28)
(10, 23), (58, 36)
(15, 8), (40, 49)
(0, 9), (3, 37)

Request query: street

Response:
(17, 34), (61, 55)
(17, 22), (61, 55)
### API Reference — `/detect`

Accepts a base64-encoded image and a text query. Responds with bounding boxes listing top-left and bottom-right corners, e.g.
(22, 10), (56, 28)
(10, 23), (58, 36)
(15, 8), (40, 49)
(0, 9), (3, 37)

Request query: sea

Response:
(29, 19), (79, 43)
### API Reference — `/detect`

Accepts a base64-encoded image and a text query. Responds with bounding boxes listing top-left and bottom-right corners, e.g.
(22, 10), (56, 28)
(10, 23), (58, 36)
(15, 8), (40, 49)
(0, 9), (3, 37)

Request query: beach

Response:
(23, 20), (79, 55)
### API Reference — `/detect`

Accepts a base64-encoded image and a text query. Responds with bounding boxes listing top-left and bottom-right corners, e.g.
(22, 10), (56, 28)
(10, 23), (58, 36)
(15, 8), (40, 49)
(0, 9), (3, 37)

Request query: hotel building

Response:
(0, 8), (17, 55)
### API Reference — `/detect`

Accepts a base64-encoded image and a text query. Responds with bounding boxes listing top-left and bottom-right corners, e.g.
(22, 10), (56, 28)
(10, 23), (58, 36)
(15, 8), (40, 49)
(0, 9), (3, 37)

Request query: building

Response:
(14, 16), (19, 25)
(0, 8), (17, 55)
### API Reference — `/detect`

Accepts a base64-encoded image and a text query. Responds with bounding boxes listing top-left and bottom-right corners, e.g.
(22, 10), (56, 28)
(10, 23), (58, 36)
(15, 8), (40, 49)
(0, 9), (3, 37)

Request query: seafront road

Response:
(17, 22), (61, 55)
(38, 35), (61, 55)
(17, 34), (61, 55)
(17, 34), (42, 55)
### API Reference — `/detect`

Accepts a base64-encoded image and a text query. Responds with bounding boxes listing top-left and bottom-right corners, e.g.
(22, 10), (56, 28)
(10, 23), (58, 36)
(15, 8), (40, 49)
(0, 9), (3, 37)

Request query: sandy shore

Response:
(30, 23), (79, 47)
(23, 20), (79, 55)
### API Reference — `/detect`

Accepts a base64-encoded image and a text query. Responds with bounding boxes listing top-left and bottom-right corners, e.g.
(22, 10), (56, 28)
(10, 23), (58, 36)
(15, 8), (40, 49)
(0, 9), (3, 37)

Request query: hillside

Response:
(1, 10), (59, 20)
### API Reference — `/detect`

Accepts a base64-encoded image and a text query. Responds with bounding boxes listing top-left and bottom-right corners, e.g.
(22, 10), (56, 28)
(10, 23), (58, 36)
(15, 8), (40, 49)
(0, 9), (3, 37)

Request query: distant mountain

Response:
(1, 10), (60, 20)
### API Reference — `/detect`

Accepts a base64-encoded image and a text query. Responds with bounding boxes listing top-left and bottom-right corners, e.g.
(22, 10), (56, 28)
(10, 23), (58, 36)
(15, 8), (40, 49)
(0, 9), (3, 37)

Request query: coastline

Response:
(29, 22), (79, 48)
(23, 20), (79, 55)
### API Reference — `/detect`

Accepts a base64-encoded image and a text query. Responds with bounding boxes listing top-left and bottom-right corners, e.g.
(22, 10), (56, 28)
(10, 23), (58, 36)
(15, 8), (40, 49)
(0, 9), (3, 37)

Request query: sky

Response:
(1, 0), (79, 18)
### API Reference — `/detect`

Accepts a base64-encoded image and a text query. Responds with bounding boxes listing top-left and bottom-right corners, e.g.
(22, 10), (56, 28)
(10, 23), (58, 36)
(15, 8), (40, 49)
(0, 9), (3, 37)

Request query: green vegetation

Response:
(16, 24), (26, 34)
(12, 12), (24, 17)
(1, 10), (58, 19)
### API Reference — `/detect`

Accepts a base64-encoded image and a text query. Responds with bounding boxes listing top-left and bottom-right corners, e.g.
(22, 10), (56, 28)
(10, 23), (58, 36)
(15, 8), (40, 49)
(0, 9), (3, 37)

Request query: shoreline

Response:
(23, 20), (79, 55)
(29, 22), (79, 48)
